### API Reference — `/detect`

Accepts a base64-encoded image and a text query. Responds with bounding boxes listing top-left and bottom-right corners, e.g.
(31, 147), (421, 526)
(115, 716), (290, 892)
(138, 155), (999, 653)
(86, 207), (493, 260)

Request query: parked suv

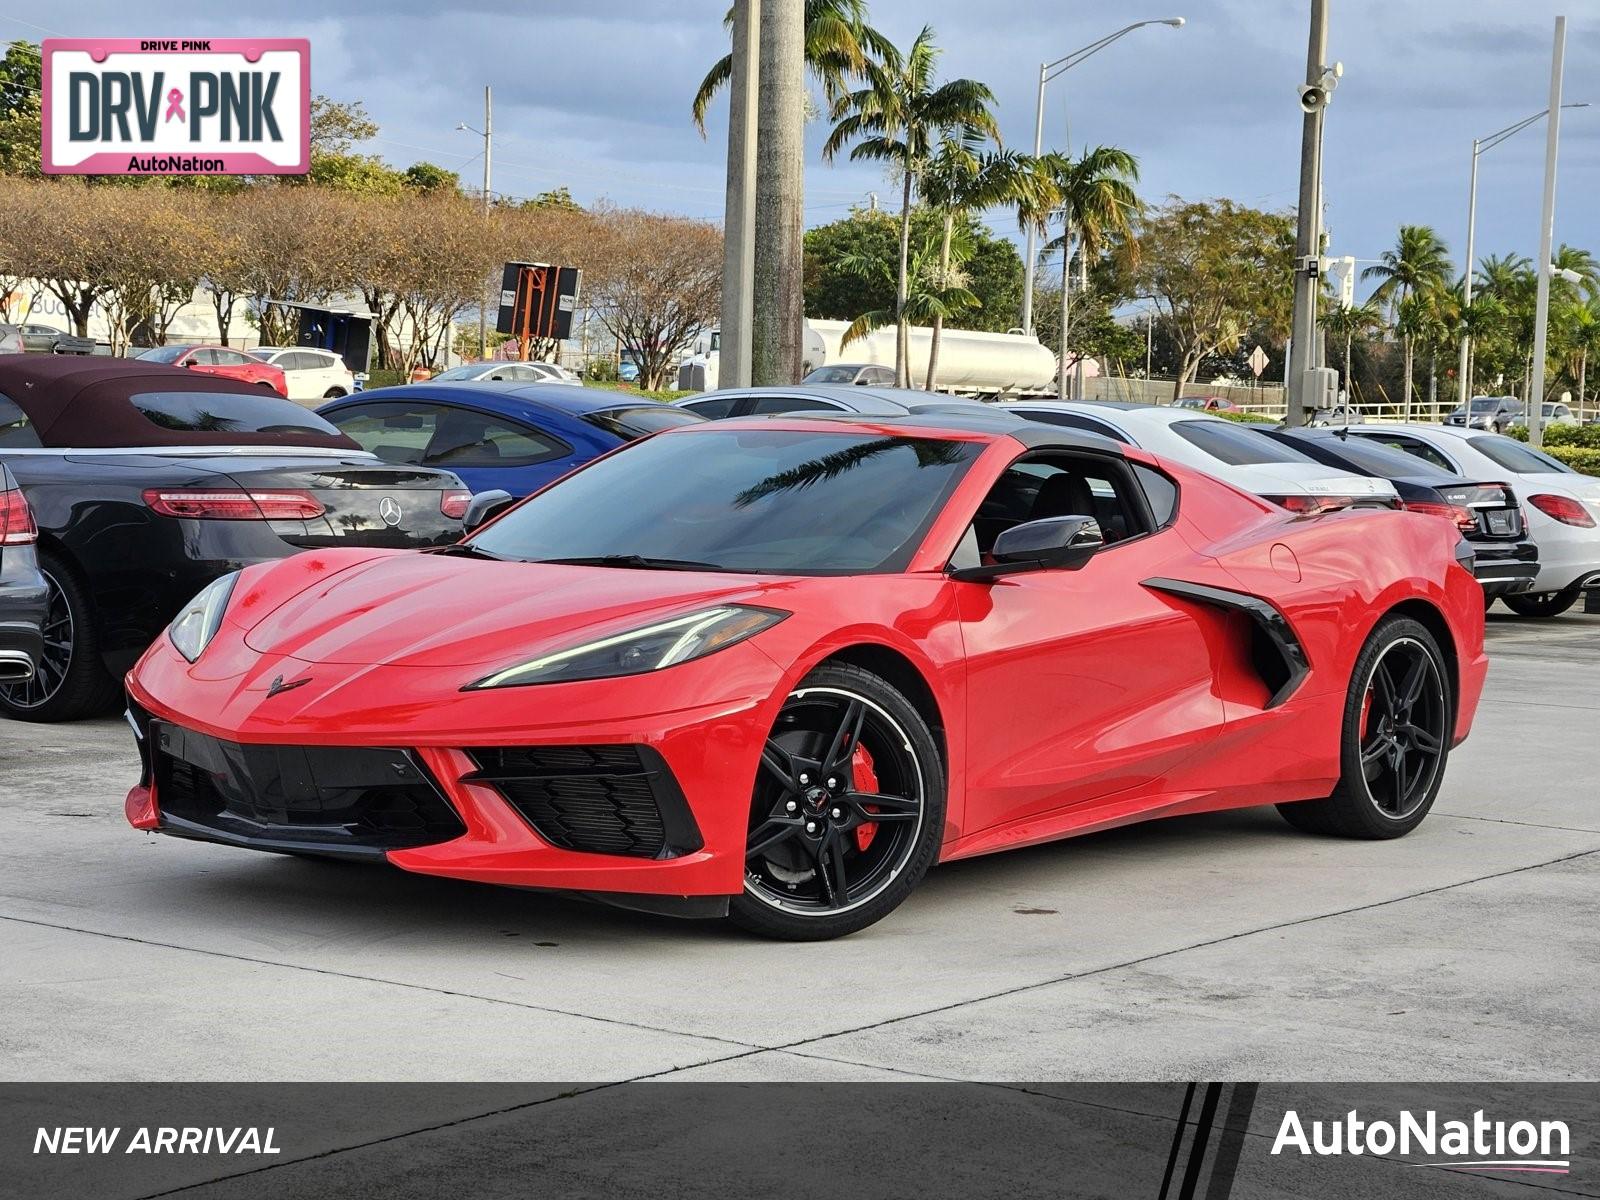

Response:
(251, 346), (357, 402)
(1447, 395), (1523, 432)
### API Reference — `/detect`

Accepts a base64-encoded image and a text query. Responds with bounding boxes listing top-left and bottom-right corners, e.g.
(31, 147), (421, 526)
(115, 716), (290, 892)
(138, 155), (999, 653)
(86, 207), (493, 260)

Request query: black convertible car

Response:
(0, 357), (472, 721)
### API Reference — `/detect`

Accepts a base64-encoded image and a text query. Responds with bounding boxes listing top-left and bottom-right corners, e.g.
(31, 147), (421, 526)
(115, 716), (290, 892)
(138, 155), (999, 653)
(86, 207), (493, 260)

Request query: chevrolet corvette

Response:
(124, 412), (1487, 939)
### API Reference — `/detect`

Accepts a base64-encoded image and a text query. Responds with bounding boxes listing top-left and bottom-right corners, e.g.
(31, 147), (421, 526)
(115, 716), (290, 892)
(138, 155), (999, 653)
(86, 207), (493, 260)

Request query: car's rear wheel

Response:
(1502, 586), (1581, 618)
(323, 387), (347, 399)
(0, 553), (120, 722)
(729, 663), (944, 940)
(1278, 616), (1451, 838)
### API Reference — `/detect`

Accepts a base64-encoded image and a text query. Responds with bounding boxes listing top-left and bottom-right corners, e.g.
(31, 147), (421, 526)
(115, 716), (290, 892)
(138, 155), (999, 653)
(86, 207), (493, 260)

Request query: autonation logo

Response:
(1272, 1107), (1571, 1175)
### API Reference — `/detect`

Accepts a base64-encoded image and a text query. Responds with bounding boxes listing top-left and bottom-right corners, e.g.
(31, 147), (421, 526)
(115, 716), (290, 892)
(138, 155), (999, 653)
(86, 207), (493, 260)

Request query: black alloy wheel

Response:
(730, 663), (944, 940)
(1502, 586), (1581, 619)
(1279, 616), (1452, 838)
(0, 555), (120, 722)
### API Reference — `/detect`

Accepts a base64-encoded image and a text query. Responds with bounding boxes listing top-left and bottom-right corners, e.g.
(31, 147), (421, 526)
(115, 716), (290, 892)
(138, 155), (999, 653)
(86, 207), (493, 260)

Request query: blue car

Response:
(319, 383), (701, 497)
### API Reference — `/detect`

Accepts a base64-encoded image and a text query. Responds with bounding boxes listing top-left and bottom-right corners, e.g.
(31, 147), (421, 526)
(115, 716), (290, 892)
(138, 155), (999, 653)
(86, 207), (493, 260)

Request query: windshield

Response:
(1472, 434), (1574, 474)
(430, 364), (492, 381)
(804, 366), (861, 383)
(1170, 419), (1314, 466)
(135, 345), (188, 363)
(1469, 397), (1517, 413)
(469, 428), (983, 574)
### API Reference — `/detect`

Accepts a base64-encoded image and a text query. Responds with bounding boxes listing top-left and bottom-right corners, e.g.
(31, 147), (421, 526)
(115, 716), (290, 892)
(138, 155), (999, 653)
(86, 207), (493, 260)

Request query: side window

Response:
(966, 452), (1152, 560)
(1015, 409), (1133, 445)
(747, 395), (844, 414)
(0, 395), (41, 448)
(189, 348), (218, 365)
(324, 403), (441, 464)
(1133, 463), (1178, 527)
(214, 348), (253, 366)
(682, 396), (743, 420)
(423, 408), (568, 467)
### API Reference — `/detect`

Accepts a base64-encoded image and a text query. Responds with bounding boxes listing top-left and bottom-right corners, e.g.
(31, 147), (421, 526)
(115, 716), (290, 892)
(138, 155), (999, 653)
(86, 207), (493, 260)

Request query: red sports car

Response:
(124, 413), (1487, 939)
(135, 344), (288, 397)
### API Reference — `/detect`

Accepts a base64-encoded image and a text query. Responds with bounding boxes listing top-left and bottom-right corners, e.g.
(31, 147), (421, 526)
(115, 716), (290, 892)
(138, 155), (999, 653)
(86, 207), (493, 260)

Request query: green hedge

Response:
(1218, 409), (1277, 424)
(1507, 422), (1600, 449)
(1548, 446), (1600, 476)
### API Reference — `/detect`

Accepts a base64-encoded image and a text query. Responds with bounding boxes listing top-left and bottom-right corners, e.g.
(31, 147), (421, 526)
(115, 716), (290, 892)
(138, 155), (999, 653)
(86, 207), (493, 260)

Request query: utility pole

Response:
(1528, 16), (1566, 451)
(1286, 0), (1332, 427)
(751, 0), (805, 385)
(719, 0), (759, 389)
(478, 87), (492, 360)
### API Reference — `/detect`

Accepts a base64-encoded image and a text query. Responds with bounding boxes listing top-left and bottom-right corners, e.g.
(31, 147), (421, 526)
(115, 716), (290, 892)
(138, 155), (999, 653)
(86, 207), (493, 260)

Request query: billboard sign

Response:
(496, 263), (582, 343)
(42, 38), (310, 176)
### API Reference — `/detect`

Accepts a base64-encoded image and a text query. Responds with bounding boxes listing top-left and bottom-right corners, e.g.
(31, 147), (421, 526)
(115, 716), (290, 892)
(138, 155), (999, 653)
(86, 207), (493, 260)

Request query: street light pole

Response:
(479, 86), (491, 360)
(1528, 16), (1567, 451)
(1455, 102), (1588, 412)
(1018, 17), (1184, 336)
(1285, 0), (1331, 428)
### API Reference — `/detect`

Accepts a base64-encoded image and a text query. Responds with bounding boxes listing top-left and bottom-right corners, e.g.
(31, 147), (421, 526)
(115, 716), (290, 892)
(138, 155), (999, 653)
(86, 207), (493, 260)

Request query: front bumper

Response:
(124, 636), (789, 898)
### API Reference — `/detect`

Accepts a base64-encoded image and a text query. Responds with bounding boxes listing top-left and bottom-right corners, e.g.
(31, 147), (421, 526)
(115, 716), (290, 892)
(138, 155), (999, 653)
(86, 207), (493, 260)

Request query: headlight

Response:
(466, 604), (787, 690)
(168, 573), (239, 663)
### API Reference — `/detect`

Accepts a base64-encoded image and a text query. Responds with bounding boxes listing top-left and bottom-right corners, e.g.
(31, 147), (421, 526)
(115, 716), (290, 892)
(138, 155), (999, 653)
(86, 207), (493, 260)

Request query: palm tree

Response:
(691, 0), (892, 134)
(824, 26), (999, 386)
(918, 135), (1043, 388)
(1454, 292), (1507, 400)
(1566, 298), (1600, 419)
(1037, 147), (1140, 398)
(1362, 225), (1453, 415)
(1553, 244), (1600, 303)
(1320, 300), (1382, 399)
(834, 231), (980, 355)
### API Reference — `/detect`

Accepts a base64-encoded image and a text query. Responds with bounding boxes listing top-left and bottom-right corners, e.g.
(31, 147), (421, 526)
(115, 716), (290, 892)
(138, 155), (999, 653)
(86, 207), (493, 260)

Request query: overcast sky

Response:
(14, 1), (1600, 296)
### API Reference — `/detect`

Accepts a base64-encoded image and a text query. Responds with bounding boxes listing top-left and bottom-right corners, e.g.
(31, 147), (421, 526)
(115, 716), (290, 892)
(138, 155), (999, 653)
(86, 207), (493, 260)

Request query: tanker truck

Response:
(677, 319), (1060, 397)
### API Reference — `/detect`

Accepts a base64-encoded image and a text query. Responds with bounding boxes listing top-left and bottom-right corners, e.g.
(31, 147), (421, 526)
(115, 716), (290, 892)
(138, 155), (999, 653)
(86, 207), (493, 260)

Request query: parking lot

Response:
(1, 610), (1596, 1083)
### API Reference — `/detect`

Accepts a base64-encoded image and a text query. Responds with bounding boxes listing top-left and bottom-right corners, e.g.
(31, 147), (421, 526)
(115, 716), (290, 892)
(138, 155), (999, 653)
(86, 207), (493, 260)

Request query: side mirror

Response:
(463, 489), (515, 532)
(950, 515), (1104, 583)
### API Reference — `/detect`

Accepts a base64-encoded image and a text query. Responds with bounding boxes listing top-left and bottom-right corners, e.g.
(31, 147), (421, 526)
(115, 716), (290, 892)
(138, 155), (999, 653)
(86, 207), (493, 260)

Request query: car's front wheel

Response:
(323, 387), (347, 399)
(1502, 586), (1581, 619)
(729, 663), (945, 940)
(1278, 615), (1452, 838)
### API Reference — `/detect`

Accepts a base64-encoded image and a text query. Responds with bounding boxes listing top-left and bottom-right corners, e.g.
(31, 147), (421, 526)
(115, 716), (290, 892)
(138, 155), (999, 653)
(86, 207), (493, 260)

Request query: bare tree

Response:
(589, 210), (721, 389)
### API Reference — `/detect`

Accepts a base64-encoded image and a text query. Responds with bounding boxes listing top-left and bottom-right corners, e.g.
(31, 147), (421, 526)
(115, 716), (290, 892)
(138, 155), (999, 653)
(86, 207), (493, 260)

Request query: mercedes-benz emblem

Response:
(378, 497), (403, 527)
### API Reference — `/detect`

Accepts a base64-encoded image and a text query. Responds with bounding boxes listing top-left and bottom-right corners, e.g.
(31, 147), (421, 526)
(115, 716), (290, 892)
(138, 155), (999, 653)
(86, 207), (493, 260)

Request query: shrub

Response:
(1548, 445), (1600, 477)
(1218, 409), (1277, 424)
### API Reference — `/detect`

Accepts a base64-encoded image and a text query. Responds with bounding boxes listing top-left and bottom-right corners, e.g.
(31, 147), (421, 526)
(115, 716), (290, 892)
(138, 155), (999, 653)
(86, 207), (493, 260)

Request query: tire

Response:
(1502, 586), (1581, 619)
(1278, 615), (1452, 839)
(322, 387), (347, 399)
(728, 662), (945, 940)
(0, 552), (121, 722)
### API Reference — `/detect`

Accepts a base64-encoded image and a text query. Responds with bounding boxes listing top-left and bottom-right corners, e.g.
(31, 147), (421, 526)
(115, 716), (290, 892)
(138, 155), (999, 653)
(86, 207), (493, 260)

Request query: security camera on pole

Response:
(1285, 0), (1341, 428)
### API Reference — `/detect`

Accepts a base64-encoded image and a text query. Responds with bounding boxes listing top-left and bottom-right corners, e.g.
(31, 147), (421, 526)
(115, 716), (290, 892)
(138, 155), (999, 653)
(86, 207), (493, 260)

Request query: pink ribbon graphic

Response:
(164, 88), (185, 123)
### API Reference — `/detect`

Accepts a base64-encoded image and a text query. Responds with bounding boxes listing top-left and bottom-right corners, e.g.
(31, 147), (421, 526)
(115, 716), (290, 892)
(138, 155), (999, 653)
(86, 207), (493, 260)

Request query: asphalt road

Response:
(2, 610), (1596, 1083)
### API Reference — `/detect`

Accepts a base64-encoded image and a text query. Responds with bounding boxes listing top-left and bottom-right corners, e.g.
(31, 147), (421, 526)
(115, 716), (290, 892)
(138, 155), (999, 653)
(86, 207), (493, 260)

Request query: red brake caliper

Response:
(851, 743), (880, 851)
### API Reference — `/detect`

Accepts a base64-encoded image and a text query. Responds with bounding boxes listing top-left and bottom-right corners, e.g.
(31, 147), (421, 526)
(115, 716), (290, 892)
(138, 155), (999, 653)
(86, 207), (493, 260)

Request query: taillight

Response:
(1266, 494), (1384, 515)
(1527, 493), (1596, 528)
(143, 489), (326, 520)
(440, 489), (471, 520)
(1402, 500), (1477, 533)
(0, 486), (38, 545)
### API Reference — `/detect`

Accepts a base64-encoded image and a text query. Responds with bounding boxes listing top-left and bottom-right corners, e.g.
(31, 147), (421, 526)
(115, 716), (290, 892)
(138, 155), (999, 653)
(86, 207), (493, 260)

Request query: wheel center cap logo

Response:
(378, 497), (403, 527)
(805, 786), (829, 809)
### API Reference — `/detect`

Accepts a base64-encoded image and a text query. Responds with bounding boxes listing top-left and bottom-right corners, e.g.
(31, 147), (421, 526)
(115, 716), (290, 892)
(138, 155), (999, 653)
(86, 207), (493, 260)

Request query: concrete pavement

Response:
(2, 610), (1596, 1082)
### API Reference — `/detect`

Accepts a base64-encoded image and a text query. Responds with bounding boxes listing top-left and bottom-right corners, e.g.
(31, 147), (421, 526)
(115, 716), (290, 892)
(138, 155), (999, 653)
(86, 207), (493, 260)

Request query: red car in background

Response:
(135, 344), (288, 397)
(124, 411), (1486, 940)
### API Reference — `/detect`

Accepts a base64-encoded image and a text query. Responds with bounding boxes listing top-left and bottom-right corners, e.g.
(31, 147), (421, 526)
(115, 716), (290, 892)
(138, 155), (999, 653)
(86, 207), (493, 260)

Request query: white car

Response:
(430, 361), (582, 386)
(1001, 401), (1398, 512)
(1347, 424), (1600, 617)
(251, 347), (356, 402)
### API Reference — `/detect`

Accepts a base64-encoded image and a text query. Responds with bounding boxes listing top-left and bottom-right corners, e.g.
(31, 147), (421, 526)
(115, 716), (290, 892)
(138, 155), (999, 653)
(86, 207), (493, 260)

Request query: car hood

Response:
(238, 550), (788, 668)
